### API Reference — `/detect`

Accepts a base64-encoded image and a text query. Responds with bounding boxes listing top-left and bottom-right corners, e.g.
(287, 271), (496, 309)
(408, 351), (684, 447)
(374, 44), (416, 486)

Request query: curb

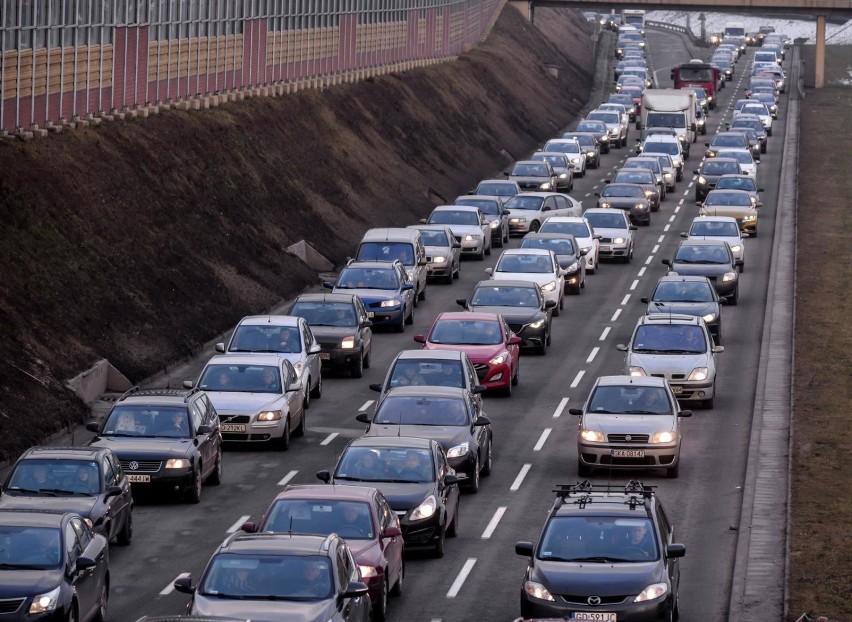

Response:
(727, 46), (800, 622)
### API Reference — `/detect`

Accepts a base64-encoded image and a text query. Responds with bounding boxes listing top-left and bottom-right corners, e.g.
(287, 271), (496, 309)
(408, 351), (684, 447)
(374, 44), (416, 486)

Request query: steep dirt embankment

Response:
(0, 6), (594, 461)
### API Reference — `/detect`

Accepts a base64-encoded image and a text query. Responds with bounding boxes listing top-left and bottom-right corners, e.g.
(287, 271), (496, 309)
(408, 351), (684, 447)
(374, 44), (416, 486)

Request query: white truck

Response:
(638, 89), (698, 157)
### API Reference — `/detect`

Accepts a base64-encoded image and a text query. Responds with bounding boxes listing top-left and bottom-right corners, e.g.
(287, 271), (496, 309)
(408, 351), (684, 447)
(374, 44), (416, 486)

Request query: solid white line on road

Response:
(358, 400), (374, 412)
(669, 215), (677, 222)
(570, 370), (586, 388)
(510, 464), (532, 491)
(533, 428), (552, 451)
(320, 432), (339, 446)
(664, 224), (671, 232)
(610, 308), (622, 322)
(630, 279), (639, 291)
(658, 235), (665, 243)
(645, 255), (653, 265)
(586, 347), (600, 363)
(161, 573), (189, 596)
(599, 327), (611, 341)
(652, 244), (659, 254)
(621, 294), (631, 305)
(447, 558), (477, 598)
(278, 470), (298, 486)
(227, 515), (251, 534)
(553, 397), (570, 418)
(481, 507), (508, 539)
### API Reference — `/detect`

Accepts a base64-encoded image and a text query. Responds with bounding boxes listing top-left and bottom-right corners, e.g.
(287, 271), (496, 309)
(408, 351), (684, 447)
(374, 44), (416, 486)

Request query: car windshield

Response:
(585, 212), (627, 229)
(199, 364), (283, 394)
(388, 360), (464, 389)
(653, 280), (714, 302)
(511, 163), (550, 177)
(0, 526), (62, 569)
(614, 172), (652, 184)
(504, 195), (544, 211)
(705, 192), (752, 207)
(200, 554), (333, 600)
(337, 267), (399, 290)
(724, 152), (754, 165)
(262, 500), (375, 540)
(587, 112), (619, 124)
(417, 229), (450, 246)
(430, 318), (503, 345)
(716, 177), (756, 192)
(712, 135), (747, 147)
(455, 199), (500, 216)
(356, 242), (414, 266)
(102, 405), (192, 437)
(374, 396), (471, 426)
(646, 112), (685, 127)
(633, 324), (707, 354)
(642, 142), (679, 155)
(539, 221), (590, 238)
(568, 135), (595, 148)
(675, 244), (730, 264)
(229, 324), (302, 354)
(702, 161), (739, 175)
(538, 516), (659, 562)
(521, 238), (576, 256)
(429, 210), (479, 226)
(471, 285), (539, 308)
(5, 459), (100, 495)
(576, 121), (604, 133)
(531, 154), (568, 169)
(476, 182), (516, 197)
(290, 302), (356, 327)
(496, 254), (553, 274)
(690, 220), (740, 237)
(732, 120), (763, 132)
(335, 447), (434, 484)
(587, 385), (672, 415)
(544, 141), (581, 154)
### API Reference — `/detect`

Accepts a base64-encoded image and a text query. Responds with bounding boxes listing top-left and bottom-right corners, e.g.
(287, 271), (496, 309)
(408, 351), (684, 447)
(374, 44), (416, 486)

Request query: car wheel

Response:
(373, 577), (389, 622)
(529, 220), (540, 233)
(587, 259), (596, 275)
(512, 361), (520, 386)
(560, 293), (565, 308)
(673, 592), (681, 621)
(454, 259), (461, 279)
(67, 602), (78, 622)
(494, 234), (504, 249)
(352, 353), (364, 378)
(116, 510), (133, 545)
(751, 229), (758, 238)
(552, 299), (561, 317)
(394, 317), (405, 333)
(538, 337), (548, 356)
(485, 239), (492, 256)
(433, 524), (446, 558)
(739, 262), (745, 273)
(467, 455), (480, 493)
(578, 458), (592, 477)
(477, 246), (486, 261)
(364, 347), (371, 369)
(447, 506), (460, 538)
(310, 373), (322, 399)
(95, 582), (108, 622)
(418, 285), (426, 301)
(481, 439), (493, 476)
(303, 380), (311, 409)
(503, 374), (512, 397)
(666, 461), (680, 478)
(729, 288), (739, 306)
(405, 304), (414, 325)
(280, 416), (291, 450)
(676, 169), (683, 182)
(186, 465), (202, 504)
(703, 396), (715, 409)
(295, 409), (306, 437)
(390, 562), (404, 597)
(208, 451), (223, 485)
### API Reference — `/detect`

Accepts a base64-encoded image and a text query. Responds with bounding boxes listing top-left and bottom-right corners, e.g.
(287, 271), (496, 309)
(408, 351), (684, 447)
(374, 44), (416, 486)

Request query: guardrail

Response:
(646, 19), (709, 51)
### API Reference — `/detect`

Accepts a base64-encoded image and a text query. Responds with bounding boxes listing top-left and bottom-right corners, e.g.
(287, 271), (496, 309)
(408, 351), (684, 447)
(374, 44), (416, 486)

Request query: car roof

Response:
(236, 315), (300, 328)
(541, 216), (588, 223)
(347, 435), (434, 450)
(594, 375), (668, 388)
(702, 158), (740, 167)
(474, 278), (540, 289)
(203, 353), (291, 367)
(678, 238), (731, 248)
(293, 293), (358, 305)
(19, 446), (106, 461)
(706, 189), (752, 196)
(456, 195), (502, 202)
(477, 179), (518, 186)
(343, 260), (398, 270)
(435, 311), (501, 322)
(0, 509), (68, 527)
(584, 207), (630, 217)
(360, 228), (420, 242)
(522, 232), (579, 241)
(120, 388), (198, 405)
(640, 313), (701, 326)
(274, 484), (377, 503)
(507, 192), (563, 199)
(656, 274), (714, 284)
(533, 152), (569, 160)
(395, 349), (465, 361)
(383, 386), (468, 399)
(408, 224), (453, 233)
(221, 532), (336, 555)
(499, 248), (553, 257)
(432, 205), (479, 213)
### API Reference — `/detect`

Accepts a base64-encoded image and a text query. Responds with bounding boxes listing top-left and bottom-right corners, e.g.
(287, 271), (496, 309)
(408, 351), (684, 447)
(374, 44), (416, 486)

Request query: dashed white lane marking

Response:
(320, 432), (339, 446)
(687, 181), (694, 189)
(447, 558), (477, 598)
(510, 464), (532, 491)
(645, 256), (654, 265)
(674, 205), (681, 214)
(481, 507), (507, 539)
(227, 515), (251, 534)
(638, 267), (646, 277)
(683, 188), (690, 196)
(570, 370), (586, 388)
(553, 397), (570, 418)
(533, 428), (552, 451)
(652, 244), (659, 253)
(586, 347), (600, 363)
(658, 235), (665, 243)
(599, 327), (611, 341)
(585, 192), (592, 197)
(161, 573), (190, 596)
(610, 309), (622, 323)
(630, 279), (639, 290)
(664, 224), (671, 232)
(278, 470), (298, 486)
(669, 215), (677, 222)
(621, 294), (631, 305)
(359, 400), (374, 412)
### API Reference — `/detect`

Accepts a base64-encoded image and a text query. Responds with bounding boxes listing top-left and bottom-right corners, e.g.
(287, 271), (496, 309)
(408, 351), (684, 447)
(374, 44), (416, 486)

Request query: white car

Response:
(597, 103), (630, 132)
(196, 354), (307, 448)
(713, 148), (758, 178)
(217, 315), (323, 407)
(424, 205), (492, 260)
(583, 208), (636, 263)
(485, 248), (565, 314)
(503, 192), (582, 235)
(541, 139), (587, 177)
(736, 102), (773, 134)
(538, 216), (600, 274)
(682, 215), (745, 269)
(638, 135), (684, 180)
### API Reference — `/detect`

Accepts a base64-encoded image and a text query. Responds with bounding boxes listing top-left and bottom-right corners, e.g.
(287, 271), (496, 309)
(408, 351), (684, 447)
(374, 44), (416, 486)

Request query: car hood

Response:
(193, 596), (334, 621)
(468, 306), (544, 324)
(534, 560), (662, 597)
(698, 206), (756, 219)
(205, 392), (282, 414)
(491, 272), (555, 287)
(0, 494), (98, 517)
(0, 569), (63, 598)
(627, 352), (709, 375)
(644, 302), (717, 318)
(423, 342), (506, 363)
(593, 226), (630, 239)
(332, 288), (398, 303)
(508, 175), (551, 187)
(347, 538), (383, 565)
(670, 262), (732, 277)
(309, 326), (359, 344)
(583, 413), (675, 435)
(442, 224), (483, 237)
(89, 437), (194, 460)
(364, 425), (470, 452)
(424, 244), (452, 256)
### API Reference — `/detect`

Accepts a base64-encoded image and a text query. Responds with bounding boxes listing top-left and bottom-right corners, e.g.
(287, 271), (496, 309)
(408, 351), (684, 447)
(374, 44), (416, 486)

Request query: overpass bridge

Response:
(509, 0), (852, 87)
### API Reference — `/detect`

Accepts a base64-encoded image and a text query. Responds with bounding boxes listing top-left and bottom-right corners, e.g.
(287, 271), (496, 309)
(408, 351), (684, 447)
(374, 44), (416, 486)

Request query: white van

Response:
(355, 228), (428, 303)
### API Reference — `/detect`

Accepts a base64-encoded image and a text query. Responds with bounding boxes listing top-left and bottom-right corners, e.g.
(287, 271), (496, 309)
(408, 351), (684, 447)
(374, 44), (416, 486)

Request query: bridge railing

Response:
(646, 19), (708, 52)
(0, 0), (503, 136)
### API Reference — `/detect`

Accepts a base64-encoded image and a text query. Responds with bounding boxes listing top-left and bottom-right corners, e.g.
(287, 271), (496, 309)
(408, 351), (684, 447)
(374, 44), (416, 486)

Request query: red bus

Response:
(671, 61), (721, 108)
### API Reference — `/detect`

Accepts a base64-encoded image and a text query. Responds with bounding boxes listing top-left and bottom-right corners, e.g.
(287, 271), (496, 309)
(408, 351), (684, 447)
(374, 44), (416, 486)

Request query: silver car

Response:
(454, 195), (510, 248)
(569, 375), (692, 478)
(617, 313), (723, 408)
(682, 216), (746, 269)
(423, 205), (492, 260)
(408, 224), (462, 283)
(583, 208), (636, 263)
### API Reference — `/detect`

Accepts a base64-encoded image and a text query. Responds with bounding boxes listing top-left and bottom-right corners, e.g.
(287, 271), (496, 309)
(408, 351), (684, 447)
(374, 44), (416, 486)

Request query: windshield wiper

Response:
(4, 487), (42, 495)
(588, 409), (616, 414)
(37, 488), (92, 496)
(623, 409), (667, 415)
(633, 348), (671, 354)
(570, 556), (634, 563)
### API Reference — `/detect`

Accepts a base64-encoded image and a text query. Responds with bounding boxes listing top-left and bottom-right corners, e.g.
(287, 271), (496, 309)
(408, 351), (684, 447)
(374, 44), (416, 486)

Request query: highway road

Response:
(99, 27), (791, 622)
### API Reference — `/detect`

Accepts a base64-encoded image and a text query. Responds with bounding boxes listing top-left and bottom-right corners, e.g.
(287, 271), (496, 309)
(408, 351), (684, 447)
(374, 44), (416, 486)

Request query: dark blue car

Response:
(323, 260), (415, 332)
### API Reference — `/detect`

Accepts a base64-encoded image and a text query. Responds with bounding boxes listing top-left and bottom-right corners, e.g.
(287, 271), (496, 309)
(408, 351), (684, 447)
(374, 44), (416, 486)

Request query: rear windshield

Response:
(357, 242), (414, 266)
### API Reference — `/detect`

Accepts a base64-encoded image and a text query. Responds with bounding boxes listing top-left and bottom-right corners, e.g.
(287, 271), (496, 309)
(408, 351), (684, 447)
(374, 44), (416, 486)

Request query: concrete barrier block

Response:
(286, 240), (335, 272)
(66, 358), (133, 405)
(16, 131), (34, 142)
(190, 99), (201, 110)
(228, 92), (237, 102)
(47, 124), (63, 134)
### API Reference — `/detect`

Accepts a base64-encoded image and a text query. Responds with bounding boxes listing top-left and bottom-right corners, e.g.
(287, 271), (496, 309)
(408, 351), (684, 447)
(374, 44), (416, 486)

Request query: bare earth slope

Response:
(0, 7), (593, 461)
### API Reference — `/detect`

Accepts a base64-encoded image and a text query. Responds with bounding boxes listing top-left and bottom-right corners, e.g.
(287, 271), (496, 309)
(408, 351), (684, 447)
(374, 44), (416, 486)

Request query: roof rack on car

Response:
(120, 387), (201, 403)
(553, 480), (656, 510)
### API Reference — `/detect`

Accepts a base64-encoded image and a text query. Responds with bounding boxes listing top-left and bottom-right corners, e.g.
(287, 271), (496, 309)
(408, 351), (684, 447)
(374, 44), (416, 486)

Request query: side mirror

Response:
(616, 344), (628, 352)
(215, 343), (225, 353)
(503, 171), (511, 177)
(196, 424), (213, 435)
(444, 474), (459, 486)
(693, 170), (699, 175)
(173, 575), (195, 594)
(344, 581), (370, 599)
(593, 234), (603, 240)
(594, 192), (601, 197)
(456, 298), (468, 309)
(241, 520), (257, 533)
(508, 336), (522, 345)
(419, 258), (428, 266)
(474, 415), (492, 426)
(679, 410), (694, 418)
(472, 385), (487, 394)
(484, 268), (493, 276)
(502, 209), (511, 216)
(85, 422), (101, 434)
(316, 470), (331, 483)
(322, 281), (335, 290)
(452, 241), (462, 249)
(690, 123), (696, 131)
(182, 380), (194, 389)
(712, 345), (725, 353)
(419, 218), (428, 224)
(604, 179), (611, 184)
(286, 381), (303, 393)
(369, 383), (383, 392)
(579, 249), (589, 256)
(355, 412), (371, 424)
(662, 259), (672, 267)
(413, 334), (426, 343)
(629, 225), (638, 231)
(758, 187), (765, 192)
(361, 320), (373, 329)
(544, 300), (557, 309)
(402, 284), (414, 291)
(76, 556), (97, 572)
(515, 541), (534, 557)
(667, 543), (687, 558)
(309, 343), (322, 354)
(680, 232), (689, 238)
(382, 526), (402, 538)
(719, 298), (729, 305)
(640, 297), (649, 304)
(568, 408), (583, 416)
(105, 485), (123, 498)
(695, 201), (703, 207)
(704, 143), (710, 147)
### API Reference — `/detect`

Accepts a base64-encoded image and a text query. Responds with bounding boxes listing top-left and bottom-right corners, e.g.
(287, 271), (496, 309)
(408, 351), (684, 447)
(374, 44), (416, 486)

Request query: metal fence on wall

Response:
(0, 0), (502, 133)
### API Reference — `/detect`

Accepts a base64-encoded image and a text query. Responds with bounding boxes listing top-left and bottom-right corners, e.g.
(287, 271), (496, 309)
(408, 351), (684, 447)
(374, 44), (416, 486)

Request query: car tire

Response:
(673, 593), (681, 621)
(538, 337), (548, 356)
(394, 317), (405, 333)
(481, 439), (493, 476)
(553, 299), (561, 317)
(454, 260), (461, 279)
(666, 461), (680, 478)
(467, 455), (480, 494)
(352, 353), (364, 379)
(390, 563), (404, 597)
(477, 246), (486, 261)
(751, 229), (758, 238)
(494, 234), (504, 249)
(310, 373), (322, 399)
(578, 458), (592, 477)
(676, 169), (683, 182)
(447, 506), (460, 538)
(295, 410), (306, 437)
(512, 362), (520, 386)
(485, 240), (492, 256)
(729, 288), (739, 306)
(280, 416), (291, 450)
(418, 286), (426, 302)
(433, 525), (446, 558)
(739, 262), (745, 274)
(703, 396), (715, 409)
(67, 603), (78, 622)
(503, 375), (512, 397)
(374, 577), (389, 622)
(405, 304), (414, 325)
(529, 220), (540, 233)
(116, 510), (133, 545)
(186, 466), (202, 504)
(208, 451), (223, 485)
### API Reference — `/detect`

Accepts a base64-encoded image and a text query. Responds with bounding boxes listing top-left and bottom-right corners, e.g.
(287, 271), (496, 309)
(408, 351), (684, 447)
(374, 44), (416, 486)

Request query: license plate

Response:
(670, 385), (683, 394)
(367, 312), (375, 318)
(599, 245), (611, 252)
(612, 449), (645, 458)
(126, 474), (151, 483)
(222, 424), (246, 432)
(571, 613), (617, 621)
(319, 353), (330, 360)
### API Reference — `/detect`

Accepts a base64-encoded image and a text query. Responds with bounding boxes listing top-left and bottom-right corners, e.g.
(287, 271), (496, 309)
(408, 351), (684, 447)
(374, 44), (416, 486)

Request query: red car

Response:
(414, 312), (521, 396)
(241, 484), (404, 620)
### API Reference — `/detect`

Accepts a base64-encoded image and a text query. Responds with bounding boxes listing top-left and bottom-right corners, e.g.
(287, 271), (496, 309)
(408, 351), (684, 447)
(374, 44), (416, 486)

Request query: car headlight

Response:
(581, 246), (592, 254)
(528, 319), (545, 329)
(510, 218), (525, 224)
(644, 189), (655, 197)
(743, 214), (757, 221)
(698, 176), (707, 185)
(341, 336), (356, 349)
(635, 203), (648, 210)
(702, 313), (717, 323)
(539, 182), (553, 190)
(257, 410), (284, 421)
(433, 255), (447, 263)
(540, 280), (557, 293)
(293, 361), (304, 378)
(613, 237), (626, 244)
(489, 352), (509, 366)
(697, 119), (705, 127)
(628, 366), (647, 376)
(678, 135), (687, 143)
(610, 128), (620, 136)
(358, 565), (378, 578)
(410, 495), (437, 520)
(688, 367), (709, 381)
(447, 442), (470, 458)
(165, 458), (191, 469)
(571, 158), (581, 164)
(730, 245), (742, 253)
(722, 271), (737, 282)
(580, 429), (606, 442)
(600, 201), (612, 209)
(29, 587), (61, 614)
(464, 234), (477, 241)
(634, 583), (668, 602)
(489, 220), (499, 229)
(664, 172), (673, 180)
(650, 431), (676, 444)
(380, 299), (401, 308)
(525, 580), (556, 601)
(586, 150), (596, 156)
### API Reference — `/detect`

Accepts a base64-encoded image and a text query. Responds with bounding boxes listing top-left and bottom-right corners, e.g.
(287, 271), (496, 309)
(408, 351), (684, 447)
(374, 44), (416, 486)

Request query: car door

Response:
(66, 518), (99, 619)
(282, 360), (303, 430)
(107, 452), (133, 536)
(301, 319), (321, 389)
(465, 392), (487, 461)
(356, 298), (372, 357)
(101, 456), (125, 541)
(502, 317), (520, 370)
(436, 445), (459, 528)
(339, 544), (369, 620)
(396, 264), (414, 309)
(656, 503), (680, 592)
(188, 399), (214, 480)
(376, 493), (403, 589)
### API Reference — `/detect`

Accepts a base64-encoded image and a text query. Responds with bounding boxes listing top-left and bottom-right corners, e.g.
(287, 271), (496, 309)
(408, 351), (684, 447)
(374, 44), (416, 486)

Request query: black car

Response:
(174, 532), (370, 621)
(520, 233), (587, 294)
(0, 509), (109, 622)
(693, 158), (742, 202)
(317, 436), (460, 558)
(515, 481), (685, 621)
(87, 387), (223, 504)
(596, 183), (652, 225)
(287, 293), (374, 378)
(663, 240), (740, 304)
(457, 279), (556, 355)
(357, 386), (493, 493)
(642, 275), (723, 342)
(0, 447), (133, 545)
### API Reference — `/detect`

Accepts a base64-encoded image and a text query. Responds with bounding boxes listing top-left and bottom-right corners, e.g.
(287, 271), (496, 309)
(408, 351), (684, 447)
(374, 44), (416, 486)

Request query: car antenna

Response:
(289, 515), (294, 537)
